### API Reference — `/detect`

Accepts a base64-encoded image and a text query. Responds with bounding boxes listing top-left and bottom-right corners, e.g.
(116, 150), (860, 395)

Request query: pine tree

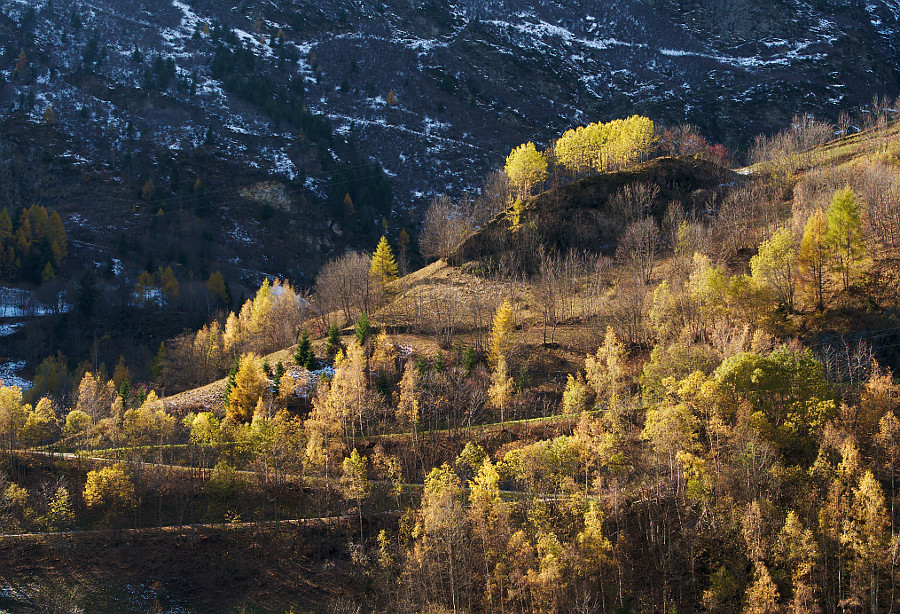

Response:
(324, 323), (344, 357)
(386, 89), (398, 105)
(370, 236), (398, 286)
(355, 313), (372, 345)
(294, 328), (315, 369)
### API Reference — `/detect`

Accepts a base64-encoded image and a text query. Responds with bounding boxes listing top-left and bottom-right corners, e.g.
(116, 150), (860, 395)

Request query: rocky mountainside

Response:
(0, 0), (898, 255)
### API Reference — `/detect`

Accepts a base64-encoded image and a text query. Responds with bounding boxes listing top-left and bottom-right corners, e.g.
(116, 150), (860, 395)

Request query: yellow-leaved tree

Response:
(226, 353), (268, 423)
(83, 463), (136, 524)
(504, 142), (547, 200)
(370, 235), (398, 287)
(488, 299), (515, 368)
(797, 207), (829, 311)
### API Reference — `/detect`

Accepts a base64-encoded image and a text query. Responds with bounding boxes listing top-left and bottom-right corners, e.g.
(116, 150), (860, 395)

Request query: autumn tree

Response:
(554, 115), (655, 177)
(773, 510), (820, 613)
(20, 397), (57, 448)
(406, 464), (468, 612)
(842, 471), (889, 612)
(74, 371), (115, 423)
(342, 448), (369, 539)
(504, 142), (547, 200)
(370, 235), (399, 287)
(396, 360), (421, 448)
(826, 187), (867, 291)
(468, 458), (510, 611)
(226, 353), (268, 423)
(420, 194), (476, 261)
(585, 326), (627, 411)
(0, 385), (26, 461)
(797, 208), (829, 310)
(750, 227), (796, 311)
(83, 463), (136, 524)
(561, 373), (589, 414)
(743, 563), (780, 614)
(46, 486), (75, 531)
(206, 270), (228, 306)
(488, 299), (515, 368)
(489, 356), (515, 425)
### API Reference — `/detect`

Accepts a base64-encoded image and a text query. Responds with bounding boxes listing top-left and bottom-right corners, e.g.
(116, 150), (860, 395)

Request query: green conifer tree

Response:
(295, 328), (316, 369)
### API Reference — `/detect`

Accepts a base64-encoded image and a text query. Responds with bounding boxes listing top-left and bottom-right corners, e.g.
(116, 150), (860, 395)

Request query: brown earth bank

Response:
(0, 516), (382, 613)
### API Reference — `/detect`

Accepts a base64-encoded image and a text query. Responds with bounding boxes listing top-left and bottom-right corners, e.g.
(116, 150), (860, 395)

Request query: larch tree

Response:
(504, 142), (547, 200)
(0, 385), (26, 462)
(409, 464), (468, 612)
(396, 360), (421, 447)
(326, 341), (373, 443)
(370, 235), (398, 287)
(226, 353), (268, 423)
(826, 187), (867, 291)
(488, 299), (515, 368)
(797, 208), (829, 311)
(489, 356), (515, 426)
(206, 270), (228, 306)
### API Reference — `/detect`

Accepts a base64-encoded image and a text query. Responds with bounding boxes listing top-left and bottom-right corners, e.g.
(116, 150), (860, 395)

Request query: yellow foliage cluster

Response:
(553, 115), (655, 178)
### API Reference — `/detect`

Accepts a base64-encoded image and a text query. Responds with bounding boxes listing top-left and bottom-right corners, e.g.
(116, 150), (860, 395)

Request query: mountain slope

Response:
(1, 0), (898, 218)
(449, 156), (739, 267)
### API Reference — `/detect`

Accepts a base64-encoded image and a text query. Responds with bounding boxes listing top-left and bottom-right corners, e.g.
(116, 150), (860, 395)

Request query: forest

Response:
(2, 103), (900, 614)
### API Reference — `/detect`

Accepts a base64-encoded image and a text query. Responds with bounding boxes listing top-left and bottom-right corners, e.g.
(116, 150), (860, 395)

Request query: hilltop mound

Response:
(449, 156), (741, 269)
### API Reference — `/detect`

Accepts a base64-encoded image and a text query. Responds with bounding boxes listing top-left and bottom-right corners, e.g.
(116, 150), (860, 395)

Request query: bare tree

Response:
(420, 195), (476, 262)
(314, 252), (374, 326)
(611, 183), (659, 231)
(616, 218), (660, 285)
(857, 160), (900, 251)
(476, 170), (512, 225)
